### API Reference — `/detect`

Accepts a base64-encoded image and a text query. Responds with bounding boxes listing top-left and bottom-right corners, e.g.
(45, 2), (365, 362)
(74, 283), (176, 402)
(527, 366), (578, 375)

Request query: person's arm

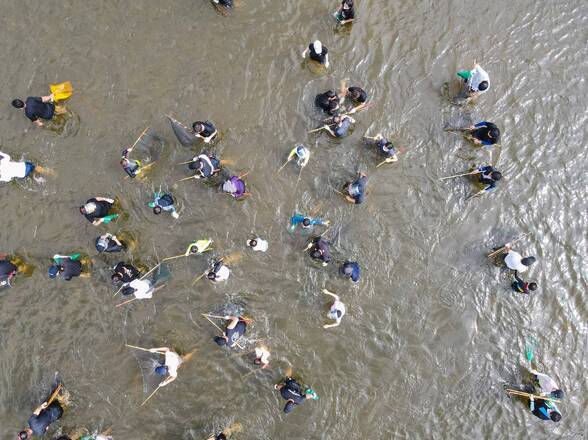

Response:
(160, 375), (176, 387)
(111, 235), (123, 246)
(202, 130), (217, 143)
(94, 197), (115, 203)
(33, 119), (44, 127)
(33, 401), (49, 415)
(349, 103), (366, 114)
(92, 218), (105, 226)
(323, 320), (341, 329)
(225, 316), (240, 329)
(322, 289), (339, 300)
(324, 54), (330, 69)
(513, 271), (524, 285)
(41, 95), (53, 103)
(149, 347), (170, 353)
(387, 154), (399, 162)
(529, 395), (535, 412)
(345, 195), (356, 204)
(301, 48), (309, 58)
(324, 125), (337, 137)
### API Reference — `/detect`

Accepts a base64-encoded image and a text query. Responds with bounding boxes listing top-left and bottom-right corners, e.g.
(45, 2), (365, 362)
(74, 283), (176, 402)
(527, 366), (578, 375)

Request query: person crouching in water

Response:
(148, 192), (180, 219)
(188, 152), (221, 180)
(48, 254), (86, 281)
(80, 197), (116, 226)
(12, 94), (55, 127)
(301, 40), (330, 68)
(222, 175), (249, 200)
(274, 377), (317, 414)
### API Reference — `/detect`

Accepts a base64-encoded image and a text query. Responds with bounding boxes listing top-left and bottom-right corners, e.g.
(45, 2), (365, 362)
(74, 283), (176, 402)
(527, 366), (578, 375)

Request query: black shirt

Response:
(25, 97), (55, 122)
(226, 320), (247, 348)
(472, 122), (500, 145)
(347, 86), (367, 103)
(311, 237), (331, 263)
(61, 259), (82, 281)
(113, 262), (140, 283)
(95, 235), (124, 253)
(83, 198), (112, 222)
(309, 44), (328, 64)
(0, 260), (17, 280)
(340, 6), (355, 20)
(28, 402), (63, 436)
(194, 121), (216, 137)
(315, 91), (339, 115)
(281, 378), (305, 404)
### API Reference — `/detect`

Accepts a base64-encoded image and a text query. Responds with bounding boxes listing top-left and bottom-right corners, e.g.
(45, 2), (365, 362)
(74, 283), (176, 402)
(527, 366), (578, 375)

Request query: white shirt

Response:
(250, 238), (268, 252)
(255, 347), (271, 364)
(504, 250), (528, 272)
(165, 351), (182, 378)
(327, 300), (346, 322)
(214, 265), (230, 282)
(468, 65), (490, 93)
(0, 152), (27, 182)
(532, 370), (559, 394)
(130, 279), (154, 298)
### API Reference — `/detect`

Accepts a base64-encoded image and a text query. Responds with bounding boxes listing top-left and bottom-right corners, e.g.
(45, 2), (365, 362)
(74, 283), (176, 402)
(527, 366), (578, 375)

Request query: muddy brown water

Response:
(0, 0), (587, 439)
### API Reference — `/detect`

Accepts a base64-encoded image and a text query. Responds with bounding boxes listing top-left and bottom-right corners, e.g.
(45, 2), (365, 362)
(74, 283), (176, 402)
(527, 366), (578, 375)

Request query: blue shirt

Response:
(291, 214), (325, 228)
(334, 118), (352, 137)
(25, 97), (55, 122)
(348, 176), (367, 204)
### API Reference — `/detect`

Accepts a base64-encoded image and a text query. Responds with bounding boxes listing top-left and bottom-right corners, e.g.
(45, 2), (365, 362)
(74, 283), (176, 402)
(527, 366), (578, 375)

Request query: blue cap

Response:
(48, 265), (59, 278)
(154, 365), (168, 376)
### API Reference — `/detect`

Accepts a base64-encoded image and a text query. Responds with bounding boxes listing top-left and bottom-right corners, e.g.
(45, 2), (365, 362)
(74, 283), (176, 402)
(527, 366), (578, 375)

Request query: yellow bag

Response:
(49, 81), (73, 102)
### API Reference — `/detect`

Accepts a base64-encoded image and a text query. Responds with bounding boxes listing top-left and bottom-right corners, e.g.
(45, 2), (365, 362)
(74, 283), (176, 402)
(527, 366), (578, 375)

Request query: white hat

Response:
(313, 40), (323, 54)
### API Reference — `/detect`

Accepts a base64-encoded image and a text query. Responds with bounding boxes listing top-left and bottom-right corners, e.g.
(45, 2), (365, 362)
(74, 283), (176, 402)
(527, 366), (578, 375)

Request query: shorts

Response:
(24, 161), (36, 177)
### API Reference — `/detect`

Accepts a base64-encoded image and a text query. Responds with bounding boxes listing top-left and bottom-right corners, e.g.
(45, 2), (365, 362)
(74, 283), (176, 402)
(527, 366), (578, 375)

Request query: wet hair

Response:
(207, 272), (216, 280)
(188, 160), (200, 170)
(12, 99), (24, 109)
(478, 81), (489, 91)
(490, 171), (502, 181)
(343, 0), (354, 6)
(551, 389), (564, 399)
(214, 336), (227, 346)
(153, 206), (162, 215)
(154, 365), (168, 376)
(18, 431), (30, 440)
(529, 282), (538, 291)
(326, 90), (336, 98)
(192, 122), (204, 133)
(521, 256), (536, 266)
(111, 273), (122, 284)
(302, 218), (311, 227)
(284, 401), (296, 414)
(550, 411), (561, 422)
(310, 249), (322, 259)
(249, 239), (258, 247)
(489, 127), (500, 139)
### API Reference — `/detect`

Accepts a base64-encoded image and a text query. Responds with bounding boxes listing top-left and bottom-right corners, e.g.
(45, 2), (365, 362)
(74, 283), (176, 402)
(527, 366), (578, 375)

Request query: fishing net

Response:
(129, 349), (163, 396)
(167, 116), (197, 146)
(151, 262), (172, 285)
(133, 128), (164, 163)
